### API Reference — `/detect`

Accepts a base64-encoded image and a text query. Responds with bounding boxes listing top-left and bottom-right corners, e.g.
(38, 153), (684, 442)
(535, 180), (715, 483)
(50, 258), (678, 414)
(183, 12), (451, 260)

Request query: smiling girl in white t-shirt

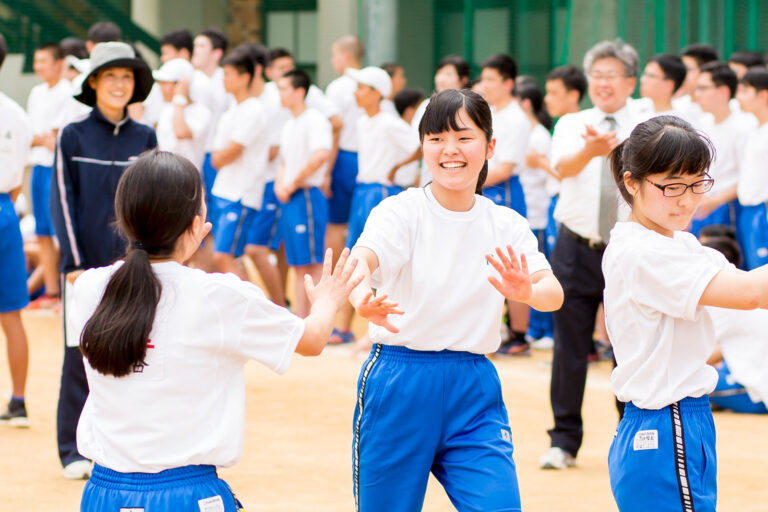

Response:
(346, 89), (564, 512)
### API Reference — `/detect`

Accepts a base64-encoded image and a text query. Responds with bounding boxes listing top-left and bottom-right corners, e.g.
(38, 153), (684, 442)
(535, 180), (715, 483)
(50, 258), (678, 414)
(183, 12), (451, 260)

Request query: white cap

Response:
(346, 66), (392, 98)
(153, 58), (194, 83)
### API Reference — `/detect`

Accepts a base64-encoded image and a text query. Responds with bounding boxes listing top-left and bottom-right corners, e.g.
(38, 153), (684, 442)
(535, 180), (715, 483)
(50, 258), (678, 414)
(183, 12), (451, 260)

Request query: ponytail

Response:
(79, 150), (203, 377)
(80, 245), (161, 377)
(476, 160), (489, 195)
(609, 139), (630, 205)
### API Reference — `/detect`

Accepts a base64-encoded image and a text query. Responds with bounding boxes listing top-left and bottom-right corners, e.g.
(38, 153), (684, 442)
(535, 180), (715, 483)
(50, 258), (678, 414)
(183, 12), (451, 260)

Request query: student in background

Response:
(0, 33), (32, 428)
(26, 42), (70, 308)
(639, 54), (688, 117)
(275, 69), (333, 318)
(392, 87), (425, 187)
(673, 43), (719, 124)
(159, 29), (193, 63)
(690, 62), (756, 236)
(735, 67), (768, 270)
(380, 62), (406, 115)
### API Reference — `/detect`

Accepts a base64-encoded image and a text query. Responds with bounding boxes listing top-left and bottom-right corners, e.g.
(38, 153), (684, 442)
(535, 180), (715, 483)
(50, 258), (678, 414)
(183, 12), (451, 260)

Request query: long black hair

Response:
(419, 89), (493, 195)
(609, 115), (713, 205)
(80, 150), (203, 377)
(515, 76), (552, 130)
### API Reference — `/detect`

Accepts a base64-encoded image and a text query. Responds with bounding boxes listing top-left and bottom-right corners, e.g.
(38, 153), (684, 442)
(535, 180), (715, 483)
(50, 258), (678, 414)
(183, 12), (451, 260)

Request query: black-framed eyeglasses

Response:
(645, 175), (714, 197)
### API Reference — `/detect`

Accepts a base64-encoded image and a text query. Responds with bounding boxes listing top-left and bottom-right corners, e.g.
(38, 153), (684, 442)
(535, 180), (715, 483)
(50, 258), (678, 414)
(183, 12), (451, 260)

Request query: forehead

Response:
(545, 78), (566, 91)
(272, 56), (293, 67)
(590, 57), (624, 73)
(481, 67), (503, 79)
(194, 35), (212, 48)
(644, 61), (661, 73)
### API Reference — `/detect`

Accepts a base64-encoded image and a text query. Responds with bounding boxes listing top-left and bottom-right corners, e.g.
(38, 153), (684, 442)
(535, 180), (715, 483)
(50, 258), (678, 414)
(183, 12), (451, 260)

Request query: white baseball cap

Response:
(153, 58), (194, 83)
(346, 66), (392, 98)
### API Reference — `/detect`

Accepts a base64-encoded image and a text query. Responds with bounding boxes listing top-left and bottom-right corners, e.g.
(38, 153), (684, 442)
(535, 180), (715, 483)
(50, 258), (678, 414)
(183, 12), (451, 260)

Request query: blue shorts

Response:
(609, 396), (717, 512)
(346, 183), (403, 248)
(689, 200), (739, 237)
(31, 165), (54, 236)
(737, 203), (768, 270)
(212, 197), (253, 258)
(527, 228), (553, 340)
(483, 175), (527, 217)
(353, 344), (521, 512)
(710, 361), (767, 414)
(328, 150), (359, 224)
(0, 194), (29, 312)
(202, 153), (218, 230)
(545, 194), (559, 254)
(278, 187), (328, 266)
(246, 181), (280, 248)
(81, 464), (242, 512)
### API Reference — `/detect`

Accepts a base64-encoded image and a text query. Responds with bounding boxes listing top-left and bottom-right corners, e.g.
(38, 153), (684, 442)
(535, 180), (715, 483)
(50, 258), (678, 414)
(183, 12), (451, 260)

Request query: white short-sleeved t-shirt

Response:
(519, 123), (553, 230)
(708, 306), (768, 405)
(211, 97), (270, 208)
(488, 102), (531, 173)
(697, 110), (756, 195)
(191, 68), (229, 152)
(280, 108), (332, 187)
(26, 80), (72, 167)
(156, 102), (211, 170)
(72, 261), (304, 473)
(737, 123), (768, 206)
(671, 94), (705, 126)
(603, 222), (731, 409)
(356, 111), (419, 184)
(355, 186), (551, 354)
(325, 74), (364, 152)
(0, 93), (32, 193)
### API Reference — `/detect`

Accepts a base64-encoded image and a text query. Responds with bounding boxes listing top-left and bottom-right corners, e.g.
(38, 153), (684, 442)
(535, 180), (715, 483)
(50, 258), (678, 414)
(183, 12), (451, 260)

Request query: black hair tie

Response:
(131, 241), (148, 252)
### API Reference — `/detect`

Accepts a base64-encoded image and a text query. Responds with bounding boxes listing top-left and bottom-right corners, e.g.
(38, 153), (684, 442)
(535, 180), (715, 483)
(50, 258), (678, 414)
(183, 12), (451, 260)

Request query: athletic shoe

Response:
(497, 339), (531, 356)
(62, 459), (92, 480)
(26, 294), (61, 311)
(539, 447), (577, 470)
(328, 328), (355, 345)
(0, 399), (29, 428)
(530, 336), (554, 350)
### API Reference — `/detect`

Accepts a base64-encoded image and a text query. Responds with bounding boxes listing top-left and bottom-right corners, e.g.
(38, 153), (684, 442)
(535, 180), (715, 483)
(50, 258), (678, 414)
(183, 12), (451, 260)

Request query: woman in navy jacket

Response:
(50, 41), (157, 479)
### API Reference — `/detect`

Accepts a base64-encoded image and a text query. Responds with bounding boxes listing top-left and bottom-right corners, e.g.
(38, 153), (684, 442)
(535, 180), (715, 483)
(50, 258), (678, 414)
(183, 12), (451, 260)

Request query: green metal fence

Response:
(0, 0), (159, 71)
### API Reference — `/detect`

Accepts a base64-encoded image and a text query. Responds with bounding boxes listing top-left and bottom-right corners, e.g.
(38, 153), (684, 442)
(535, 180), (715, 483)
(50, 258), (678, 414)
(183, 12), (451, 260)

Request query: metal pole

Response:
(654, 0), (666, 53)
(679, 0), (688, 50)
(748, 0), (758, 50)
(463, 0), (474, 65)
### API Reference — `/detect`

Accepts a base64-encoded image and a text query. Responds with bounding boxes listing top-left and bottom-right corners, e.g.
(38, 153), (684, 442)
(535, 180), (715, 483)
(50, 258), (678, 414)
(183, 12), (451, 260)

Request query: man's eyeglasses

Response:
(645, 175), (714, 197)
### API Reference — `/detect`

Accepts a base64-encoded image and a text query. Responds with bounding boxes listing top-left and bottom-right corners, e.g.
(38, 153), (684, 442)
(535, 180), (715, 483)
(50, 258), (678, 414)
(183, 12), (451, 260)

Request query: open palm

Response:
(486, 245), (532, 303)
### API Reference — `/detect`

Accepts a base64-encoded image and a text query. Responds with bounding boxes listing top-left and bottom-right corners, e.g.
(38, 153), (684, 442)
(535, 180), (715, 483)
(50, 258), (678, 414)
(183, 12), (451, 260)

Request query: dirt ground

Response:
(2, 309), (768, 511)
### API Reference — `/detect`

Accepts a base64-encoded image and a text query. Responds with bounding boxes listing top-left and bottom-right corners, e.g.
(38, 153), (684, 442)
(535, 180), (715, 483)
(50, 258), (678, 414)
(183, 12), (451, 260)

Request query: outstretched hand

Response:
(356, 291), (404, 333)
(486, 245), (532, 303)
(305, 248), (362, 309)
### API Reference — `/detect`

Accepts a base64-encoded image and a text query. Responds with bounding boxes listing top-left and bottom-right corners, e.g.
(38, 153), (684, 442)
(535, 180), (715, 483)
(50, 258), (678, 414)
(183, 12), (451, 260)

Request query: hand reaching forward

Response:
(486, 245), (532, 303)
(356, 292), (404, 333)
(305, 248), (363, 309)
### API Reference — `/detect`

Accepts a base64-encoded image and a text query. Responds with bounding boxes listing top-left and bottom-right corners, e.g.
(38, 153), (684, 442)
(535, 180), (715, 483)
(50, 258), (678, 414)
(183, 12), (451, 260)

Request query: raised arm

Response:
(295, 248), (362, 355)
(486, 245), (564, 311)
(699, 266), (768, 310)
(348, 246), (403, 332)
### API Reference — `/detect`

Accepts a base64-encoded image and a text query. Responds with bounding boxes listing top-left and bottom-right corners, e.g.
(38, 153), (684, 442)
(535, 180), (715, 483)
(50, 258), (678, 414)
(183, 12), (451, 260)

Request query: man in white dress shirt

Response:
(540, 40), (648, 471)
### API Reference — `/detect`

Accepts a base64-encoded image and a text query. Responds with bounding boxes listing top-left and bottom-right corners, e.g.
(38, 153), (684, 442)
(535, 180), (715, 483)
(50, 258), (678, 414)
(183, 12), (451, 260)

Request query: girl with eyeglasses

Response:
(602, 115), (768, 512)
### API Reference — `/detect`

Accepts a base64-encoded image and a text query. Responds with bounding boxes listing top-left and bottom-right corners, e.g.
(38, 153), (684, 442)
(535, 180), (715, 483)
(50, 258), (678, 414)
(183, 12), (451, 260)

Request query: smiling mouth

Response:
(440, 162), (466, 169)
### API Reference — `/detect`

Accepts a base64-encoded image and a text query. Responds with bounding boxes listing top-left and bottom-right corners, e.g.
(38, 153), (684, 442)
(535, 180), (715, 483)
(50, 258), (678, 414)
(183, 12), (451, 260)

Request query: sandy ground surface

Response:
(2, 309), (768, 511)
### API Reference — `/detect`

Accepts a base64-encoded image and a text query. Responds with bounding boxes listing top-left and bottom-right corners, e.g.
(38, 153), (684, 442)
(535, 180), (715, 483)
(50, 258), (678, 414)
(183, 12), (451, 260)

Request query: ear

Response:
(486, 137), (496, 161)
(627, 76), (637, 92)
(623, 170), (639, 196)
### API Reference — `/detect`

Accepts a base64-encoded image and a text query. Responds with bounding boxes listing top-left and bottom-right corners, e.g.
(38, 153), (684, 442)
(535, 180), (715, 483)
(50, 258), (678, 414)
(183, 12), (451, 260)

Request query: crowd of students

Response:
(1, 19), (768, 511)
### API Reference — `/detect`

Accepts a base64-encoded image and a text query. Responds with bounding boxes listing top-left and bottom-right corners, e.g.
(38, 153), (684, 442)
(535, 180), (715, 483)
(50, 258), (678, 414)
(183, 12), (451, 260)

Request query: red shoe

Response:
(26, 294), (61, 311)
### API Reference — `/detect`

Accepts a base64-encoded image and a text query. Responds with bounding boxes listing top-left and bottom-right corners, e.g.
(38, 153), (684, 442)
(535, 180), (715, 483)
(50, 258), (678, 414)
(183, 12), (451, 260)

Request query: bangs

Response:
(418, 89), (491, 142)
(645, 124), (714, 177)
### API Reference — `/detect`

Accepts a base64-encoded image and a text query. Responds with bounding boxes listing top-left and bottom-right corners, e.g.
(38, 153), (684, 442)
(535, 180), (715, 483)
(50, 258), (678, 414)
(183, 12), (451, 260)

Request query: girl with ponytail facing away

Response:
(71, 150), (362, 511)
(602, 115), (768, 511)
(346, 89), (563, 511)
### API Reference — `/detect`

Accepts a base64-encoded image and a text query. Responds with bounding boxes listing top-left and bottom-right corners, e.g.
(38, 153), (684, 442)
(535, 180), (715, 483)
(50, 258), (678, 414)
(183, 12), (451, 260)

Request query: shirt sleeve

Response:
(234, 282), (305, 374)
(501, 211), (551, 275)
(494, 112), (530, 167)
(306, 86), (339, 118)
(308, 113), (332, 153)
(354, 195), (413, 287)
(50, 127), (84, 271)
(183, 104), (212, 140)
(550, 113), (584, 170)
(229, 103), (265, 147)
(630, 240), (724, 321)
(388, 117), (420, 155)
